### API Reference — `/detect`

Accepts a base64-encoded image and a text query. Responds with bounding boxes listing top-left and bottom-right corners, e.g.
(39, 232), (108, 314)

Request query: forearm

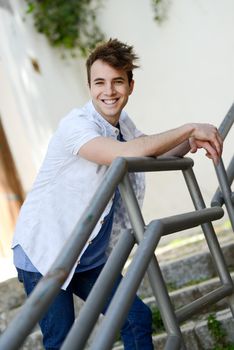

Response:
(79, 124), (193, 165)
(79, 122), (222, 165)
(126, 125), (192, 157)
(161, 140), (190, 157)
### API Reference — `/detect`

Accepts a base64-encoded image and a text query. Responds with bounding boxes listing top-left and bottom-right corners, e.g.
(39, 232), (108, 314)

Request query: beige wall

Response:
(0, 0), (233, 222)
(98, 0), (234, 221)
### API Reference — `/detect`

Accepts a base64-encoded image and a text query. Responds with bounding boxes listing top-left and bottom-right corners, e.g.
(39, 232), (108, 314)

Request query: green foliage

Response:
(24, 0), (169, 56)
(24, 0), (105, 56)
(151, 0), (170, 23)
(151, 306), (165, 334)
(207, 314), (234, 350)
(166, 281), (177, 292)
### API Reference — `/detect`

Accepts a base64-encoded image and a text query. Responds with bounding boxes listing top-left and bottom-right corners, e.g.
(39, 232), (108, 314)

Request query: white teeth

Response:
(103, 99), (117, 105)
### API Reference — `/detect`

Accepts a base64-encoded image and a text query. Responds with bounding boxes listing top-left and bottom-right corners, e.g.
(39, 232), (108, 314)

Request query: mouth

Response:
(101, 98), (119, 105)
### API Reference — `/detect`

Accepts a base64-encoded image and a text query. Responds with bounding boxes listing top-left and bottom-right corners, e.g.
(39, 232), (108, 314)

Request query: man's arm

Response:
(79, 123), (222, 165)
(160, 140), (190, 158)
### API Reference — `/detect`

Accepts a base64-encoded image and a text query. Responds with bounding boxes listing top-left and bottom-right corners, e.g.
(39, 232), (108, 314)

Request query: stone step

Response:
(2, 274), (233, 349)
(144, 272), (234, 317)
(114, 308), (234, 350)
(139, 241), (234, 298)
(1, 239), (233, 311)
(0, 277), (25, 313)
(5, 307), (234, 350)
(1, 236), (234, 349)
(0, 306), (43, 349)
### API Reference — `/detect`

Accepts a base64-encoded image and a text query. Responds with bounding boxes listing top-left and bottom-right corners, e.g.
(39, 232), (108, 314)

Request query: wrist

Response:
(182, 123), (196, 139)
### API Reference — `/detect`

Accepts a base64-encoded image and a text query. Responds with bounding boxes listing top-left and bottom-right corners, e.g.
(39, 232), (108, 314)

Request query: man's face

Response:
(89, 59), (134, 125)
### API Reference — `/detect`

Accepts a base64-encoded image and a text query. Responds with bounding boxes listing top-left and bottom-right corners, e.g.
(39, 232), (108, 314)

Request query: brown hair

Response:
(86, 38), (139, 86)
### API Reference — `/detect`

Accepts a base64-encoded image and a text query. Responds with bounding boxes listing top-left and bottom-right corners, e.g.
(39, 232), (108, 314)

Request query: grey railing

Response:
(211, 102), (234, 230)
(0, 107), (233, 350)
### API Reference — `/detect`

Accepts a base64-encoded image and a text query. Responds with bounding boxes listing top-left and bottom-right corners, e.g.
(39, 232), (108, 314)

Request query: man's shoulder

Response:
(58, 102), (98, 129)
(120, 109), (134, 124)
(120, 111), (136, 130)
(119, 111), (143, 139)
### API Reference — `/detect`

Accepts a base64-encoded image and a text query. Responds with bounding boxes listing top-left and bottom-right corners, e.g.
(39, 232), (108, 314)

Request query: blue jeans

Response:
(17, 265), (153, 350)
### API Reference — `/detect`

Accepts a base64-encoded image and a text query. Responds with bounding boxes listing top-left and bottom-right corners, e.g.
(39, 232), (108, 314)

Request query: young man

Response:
(12, 39), (223, 350)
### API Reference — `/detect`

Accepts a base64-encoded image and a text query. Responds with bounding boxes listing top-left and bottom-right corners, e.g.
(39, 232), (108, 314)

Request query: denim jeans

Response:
(17, 265), (153, 350)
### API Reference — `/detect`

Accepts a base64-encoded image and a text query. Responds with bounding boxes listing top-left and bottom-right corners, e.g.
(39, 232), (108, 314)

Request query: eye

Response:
(115, 79), (124, 85)
(95, 81), (104, 85)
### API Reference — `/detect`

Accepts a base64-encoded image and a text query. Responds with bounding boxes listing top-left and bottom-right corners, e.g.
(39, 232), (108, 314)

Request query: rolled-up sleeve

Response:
(58, 111), (102, 155)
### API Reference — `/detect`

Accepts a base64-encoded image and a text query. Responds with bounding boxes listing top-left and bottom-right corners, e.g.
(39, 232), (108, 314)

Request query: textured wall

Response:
(0, 0), (233, 221)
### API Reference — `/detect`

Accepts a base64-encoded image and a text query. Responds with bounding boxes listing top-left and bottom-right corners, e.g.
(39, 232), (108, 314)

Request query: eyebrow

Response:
(93, 78), (105, 82)
(93, 77), (126, 82)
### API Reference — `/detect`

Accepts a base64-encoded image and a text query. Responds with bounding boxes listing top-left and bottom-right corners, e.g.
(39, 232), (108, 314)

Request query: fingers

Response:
(189, 137), (198, 153)
(189, 123), (223, 165)
(192, 124), (223, 153)
(194, 140), (221, 165)
(197, 124), (223, 158)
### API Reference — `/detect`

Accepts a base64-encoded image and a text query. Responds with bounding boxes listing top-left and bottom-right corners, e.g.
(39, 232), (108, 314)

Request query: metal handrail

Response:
(0, 156), (233, 350)
(85, 209), (224, 350)
(212, 155), (234, 206)
(211, 103), (234, 229)
(0, 157), (196, 350)
(61, 207), (224, 350)
(0, 104), (233, 350)
(217, 102), (234, 140)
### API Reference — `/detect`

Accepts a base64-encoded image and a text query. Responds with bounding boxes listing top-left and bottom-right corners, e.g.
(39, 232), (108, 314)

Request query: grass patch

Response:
(208, 314), (234, 350)
(151, 306), (164, 334)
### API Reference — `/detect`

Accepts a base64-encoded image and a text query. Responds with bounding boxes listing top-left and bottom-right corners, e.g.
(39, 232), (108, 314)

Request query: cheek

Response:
(90, 88), (99, 98)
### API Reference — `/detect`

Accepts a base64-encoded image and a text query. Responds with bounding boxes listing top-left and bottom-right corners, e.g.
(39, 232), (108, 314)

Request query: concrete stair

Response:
(114, 228), (234, 349)
(0, 228), (234, 349)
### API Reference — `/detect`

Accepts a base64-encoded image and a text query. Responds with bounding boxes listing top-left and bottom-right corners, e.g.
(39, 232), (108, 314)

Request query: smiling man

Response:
(89, 60), (134, 124)
(12, 39), (222, 350)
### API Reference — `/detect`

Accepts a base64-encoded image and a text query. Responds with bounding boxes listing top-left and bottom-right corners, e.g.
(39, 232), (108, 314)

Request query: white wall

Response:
(0, 0), (233, 223)
(98, 0), (234, 221)
(0, 0), (89, 190)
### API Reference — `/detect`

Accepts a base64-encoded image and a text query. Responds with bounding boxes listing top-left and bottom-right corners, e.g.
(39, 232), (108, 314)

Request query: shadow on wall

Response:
(0, 117), (24, 257)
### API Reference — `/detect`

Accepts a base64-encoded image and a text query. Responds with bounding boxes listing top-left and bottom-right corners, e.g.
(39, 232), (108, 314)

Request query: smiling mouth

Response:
(101, 99), (119, 105)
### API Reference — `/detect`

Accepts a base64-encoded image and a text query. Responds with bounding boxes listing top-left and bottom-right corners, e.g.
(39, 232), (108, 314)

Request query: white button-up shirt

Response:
(12, 101), (145, 288)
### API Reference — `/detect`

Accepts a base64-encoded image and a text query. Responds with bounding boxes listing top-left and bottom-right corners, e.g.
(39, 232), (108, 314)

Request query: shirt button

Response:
(100, 219), (105, 225)
(77, 260), (80, 265)
(88, 240), (92, 245)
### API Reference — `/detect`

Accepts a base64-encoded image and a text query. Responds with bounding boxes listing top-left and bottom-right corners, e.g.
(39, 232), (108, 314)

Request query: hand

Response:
(191, 123), (223, 155)
(189, 132), (223, 165)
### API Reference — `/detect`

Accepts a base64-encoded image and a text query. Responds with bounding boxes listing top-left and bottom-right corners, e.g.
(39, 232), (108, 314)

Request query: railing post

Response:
(212, 156), (234, 207)
(61, 229), (135, 350)
(183, 167), (234, 317)
(118, 173), (186, 349)
(214, 158), (234, 230)
(1, 147), (233, 350)
(88, 220), (165, 350)
(0, 157), (128, 350)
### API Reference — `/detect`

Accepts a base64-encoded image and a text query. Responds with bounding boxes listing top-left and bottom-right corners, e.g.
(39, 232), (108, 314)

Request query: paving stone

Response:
(1, 232), (234, 349)
(0, 278), (25, 313)
(0, 308), (20, 334)
(153, 322), (200, 350)
(114, 309), (234, 349)
(194, 309), (234, 349)
(139, 242), (234, 298)
(21, 330), (43, 350)
(161, 253), (215, 288)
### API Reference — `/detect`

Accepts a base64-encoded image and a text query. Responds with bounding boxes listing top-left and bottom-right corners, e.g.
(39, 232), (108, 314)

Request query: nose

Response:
(104, 82), (116, 95)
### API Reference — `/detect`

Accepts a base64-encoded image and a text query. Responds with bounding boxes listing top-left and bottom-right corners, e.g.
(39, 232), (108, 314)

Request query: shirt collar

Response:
(85, 100), (122, 136)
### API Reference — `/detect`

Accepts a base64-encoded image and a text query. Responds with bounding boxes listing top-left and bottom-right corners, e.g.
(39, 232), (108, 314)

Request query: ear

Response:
(129, 79), (134, 95)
